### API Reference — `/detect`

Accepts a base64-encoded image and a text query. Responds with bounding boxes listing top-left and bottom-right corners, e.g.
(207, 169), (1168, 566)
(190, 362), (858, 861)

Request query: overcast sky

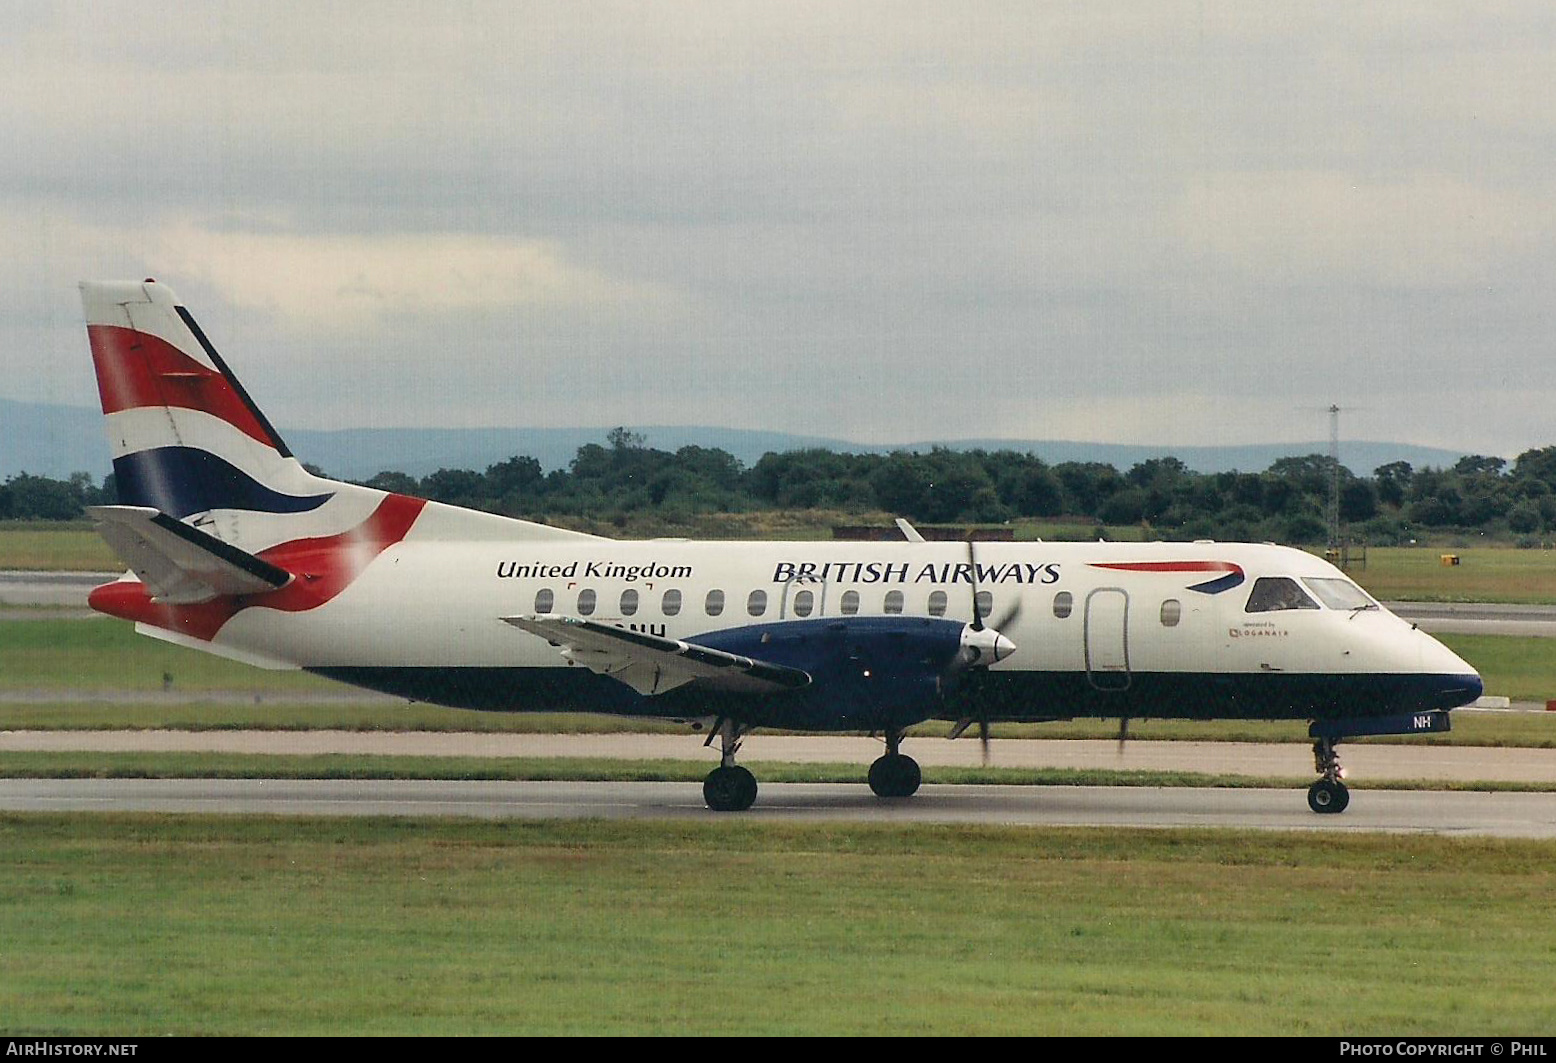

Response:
(4, 1), (1555, 457)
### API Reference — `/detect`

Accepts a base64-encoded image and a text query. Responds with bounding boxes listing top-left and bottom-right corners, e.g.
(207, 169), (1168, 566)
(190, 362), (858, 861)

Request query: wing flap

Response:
(502, 615), (811, 696)
(88, 505), (292, 604)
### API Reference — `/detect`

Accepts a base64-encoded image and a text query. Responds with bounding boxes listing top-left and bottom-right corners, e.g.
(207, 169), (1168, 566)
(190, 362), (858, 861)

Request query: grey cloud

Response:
(4, 2), (1556, 457)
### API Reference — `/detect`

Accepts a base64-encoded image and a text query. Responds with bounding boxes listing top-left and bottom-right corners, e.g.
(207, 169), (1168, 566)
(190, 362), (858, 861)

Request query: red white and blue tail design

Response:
(81, 279), (595, 648)
(82, 279), (353, 551)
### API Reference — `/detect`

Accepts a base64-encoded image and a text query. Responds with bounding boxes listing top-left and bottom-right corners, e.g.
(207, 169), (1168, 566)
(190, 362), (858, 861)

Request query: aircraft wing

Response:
(88, 505), (292, 604)
(501, 614), (812, 697)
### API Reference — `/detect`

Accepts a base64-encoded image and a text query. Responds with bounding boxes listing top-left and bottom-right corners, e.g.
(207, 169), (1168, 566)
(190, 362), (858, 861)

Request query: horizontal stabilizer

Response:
(502, 614), (811, 696)
(88, 505), (292, 604)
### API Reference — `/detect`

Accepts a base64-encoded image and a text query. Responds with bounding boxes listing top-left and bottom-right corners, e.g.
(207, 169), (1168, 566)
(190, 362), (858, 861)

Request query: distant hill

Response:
(1, 397), (1475, 482)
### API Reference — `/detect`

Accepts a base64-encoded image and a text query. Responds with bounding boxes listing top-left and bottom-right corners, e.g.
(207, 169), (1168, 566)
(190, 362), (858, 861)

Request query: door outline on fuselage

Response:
(1084, 587), (1131, 691)
(780, 576), (827, 619)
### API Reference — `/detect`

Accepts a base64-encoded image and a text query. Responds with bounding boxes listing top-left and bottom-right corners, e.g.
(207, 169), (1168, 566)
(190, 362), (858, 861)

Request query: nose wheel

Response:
(1308, 737), (1350, 814)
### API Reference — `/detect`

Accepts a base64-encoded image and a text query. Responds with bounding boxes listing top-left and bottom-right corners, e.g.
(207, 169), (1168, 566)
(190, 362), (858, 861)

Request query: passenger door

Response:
(1084, 588), (1131, 691)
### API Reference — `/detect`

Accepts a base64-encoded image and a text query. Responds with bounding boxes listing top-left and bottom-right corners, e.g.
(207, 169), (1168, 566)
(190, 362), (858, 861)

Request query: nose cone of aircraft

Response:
(1419, 631), (1483, 708)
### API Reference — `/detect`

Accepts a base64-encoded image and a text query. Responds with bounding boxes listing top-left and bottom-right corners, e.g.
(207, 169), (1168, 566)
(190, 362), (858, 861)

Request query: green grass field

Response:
(1344, 546), (1556, 604)
(1, 816), (1552, 1035)
(0, 522), (115, 571)
(0, 617), (339, 694)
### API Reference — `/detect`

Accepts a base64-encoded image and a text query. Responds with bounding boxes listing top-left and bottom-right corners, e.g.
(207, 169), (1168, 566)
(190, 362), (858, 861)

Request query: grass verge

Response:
(1, 815), (1553, 1034)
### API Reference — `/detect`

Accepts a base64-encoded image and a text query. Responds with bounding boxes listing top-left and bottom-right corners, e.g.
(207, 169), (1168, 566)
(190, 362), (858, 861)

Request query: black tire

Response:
(704, 766), (758, 812)
(868, 754), (922, 798)
(734, 766), (758, 809)
(1307, 779), (1350, 814)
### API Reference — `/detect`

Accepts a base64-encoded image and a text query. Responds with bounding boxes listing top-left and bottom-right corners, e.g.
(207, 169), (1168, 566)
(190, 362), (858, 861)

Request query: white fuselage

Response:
(182, 535), (1478, 726)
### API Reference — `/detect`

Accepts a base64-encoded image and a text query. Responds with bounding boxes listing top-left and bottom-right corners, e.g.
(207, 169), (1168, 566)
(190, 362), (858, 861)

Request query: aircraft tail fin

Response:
(81, 279), (598, 556)
(81, 279), (343, 542)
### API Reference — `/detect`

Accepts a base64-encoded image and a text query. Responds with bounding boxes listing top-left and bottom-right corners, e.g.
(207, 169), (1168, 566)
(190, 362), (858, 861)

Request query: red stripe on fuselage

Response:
(88, 494), (428, 641)
(1090, 561), (1242, 574)
(87, 324), (279, 448)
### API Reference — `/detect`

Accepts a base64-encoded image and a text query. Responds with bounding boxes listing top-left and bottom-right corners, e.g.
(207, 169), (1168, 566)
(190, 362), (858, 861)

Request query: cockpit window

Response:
(1301, 577), (1376, 611)
(1244, 577), (1320, 613)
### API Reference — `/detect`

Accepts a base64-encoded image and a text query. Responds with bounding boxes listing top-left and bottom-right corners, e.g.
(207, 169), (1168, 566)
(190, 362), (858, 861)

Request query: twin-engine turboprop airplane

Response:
(80, 279), (1483, 813)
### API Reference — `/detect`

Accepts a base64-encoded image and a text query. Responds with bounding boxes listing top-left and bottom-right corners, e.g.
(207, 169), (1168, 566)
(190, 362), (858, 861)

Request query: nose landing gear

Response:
(1305, 710), (1453, 814)
(1308, 736), (1349, 813)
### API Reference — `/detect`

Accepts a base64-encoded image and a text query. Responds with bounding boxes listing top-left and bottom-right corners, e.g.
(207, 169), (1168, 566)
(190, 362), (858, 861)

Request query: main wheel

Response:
(704, 766), (758, 811)
(1307, 779), (1350, 814)
(868, 754), (922, 798)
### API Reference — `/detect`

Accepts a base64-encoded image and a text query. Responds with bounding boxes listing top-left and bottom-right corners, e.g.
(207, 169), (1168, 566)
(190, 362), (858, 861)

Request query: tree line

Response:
(10, 429), (1556, 545)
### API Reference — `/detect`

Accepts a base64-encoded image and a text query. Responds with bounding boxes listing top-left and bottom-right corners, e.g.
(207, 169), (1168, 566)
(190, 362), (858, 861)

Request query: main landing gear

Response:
(703, 719), (758, 812)
(1308, 736), (1350, 814)
(868, 729), (922, 799)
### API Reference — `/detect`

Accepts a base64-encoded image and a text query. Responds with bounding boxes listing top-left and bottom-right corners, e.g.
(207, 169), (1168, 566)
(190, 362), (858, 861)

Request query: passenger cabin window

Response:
(884, 590), (904, 614)
(662, 589), (682, 616)
(706, 589), (725, 617)
(840, 590), (860, 615)
(747, 589), (768, 617)
(620, 589), (639, 616)
(927, 590), (947, 617)
(1245, 577), (1319, 613)
(1160, 599), (1182, 627)
(975, 590), (993, 621)
(1053, 591), (1073, 619)
(577, 589), (597, 616)
(793, 589), (815, 617)
(534, 588), (554, 614)
(1301, 578), (1376, 611)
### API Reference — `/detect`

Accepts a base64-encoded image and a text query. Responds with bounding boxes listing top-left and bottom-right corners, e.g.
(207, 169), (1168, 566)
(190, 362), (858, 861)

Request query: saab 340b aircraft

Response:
(79, 279), (1482, 813)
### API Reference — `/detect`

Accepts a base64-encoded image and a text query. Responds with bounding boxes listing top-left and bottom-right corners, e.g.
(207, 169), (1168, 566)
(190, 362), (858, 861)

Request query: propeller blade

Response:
(1117, 716), (1130, 755)
(979, 717), (990, 767)
(966, 539), (983, 631)
(989, 596), (1023, 634)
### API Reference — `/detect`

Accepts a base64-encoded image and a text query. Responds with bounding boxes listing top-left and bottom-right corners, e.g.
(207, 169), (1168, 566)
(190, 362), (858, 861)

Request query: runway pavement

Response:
(4, 777), (1555, 837)
(0, 570), (113, 618)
